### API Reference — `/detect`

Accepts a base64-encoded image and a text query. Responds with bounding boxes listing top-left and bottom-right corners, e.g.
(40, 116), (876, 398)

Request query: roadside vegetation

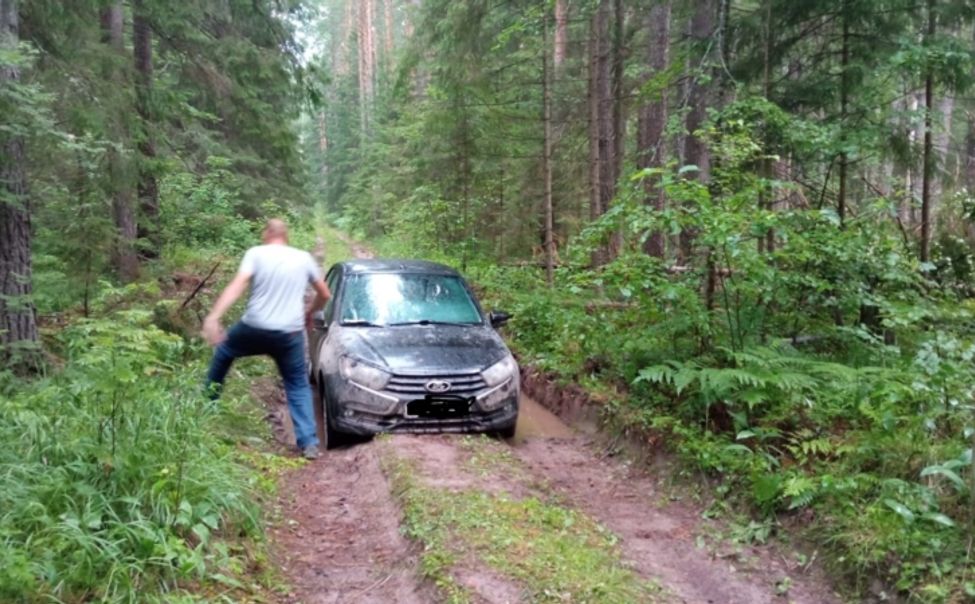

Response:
(308, 0), (975, 600)
(380, 437), (664, 604)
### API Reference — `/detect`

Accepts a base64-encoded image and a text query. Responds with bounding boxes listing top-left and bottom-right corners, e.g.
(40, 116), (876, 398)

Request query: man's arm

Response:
(304, 278), (332, 327)
(202, 271), (251, 346)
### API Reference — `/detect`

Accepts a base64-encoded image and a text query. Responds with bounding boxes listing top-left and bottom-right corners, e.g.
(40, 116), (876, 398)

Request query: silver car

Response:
(309, 260), (519, 448)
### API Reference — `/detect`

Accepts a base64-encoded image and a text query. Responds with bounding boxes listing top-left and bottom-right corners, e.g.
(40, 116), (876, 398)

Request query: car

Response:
(308, 259), (519, 448)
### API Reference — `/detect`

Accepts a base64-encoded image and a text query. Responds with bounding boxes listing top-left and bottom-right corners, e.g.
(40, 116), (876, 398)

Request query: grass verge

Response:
(379, 442), (663, 604)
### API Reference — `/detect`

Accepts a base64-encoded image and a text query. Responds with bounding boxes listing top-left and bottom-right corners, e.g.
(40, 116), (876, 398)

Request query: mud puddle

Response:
(512, 394), (574, 443)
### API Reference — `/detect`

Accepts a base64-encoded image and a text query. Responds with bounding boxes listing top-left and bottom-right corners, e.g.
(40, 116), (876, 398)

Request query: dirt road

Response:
(264, 234), (841, 602)
(263, 392), (842, 604)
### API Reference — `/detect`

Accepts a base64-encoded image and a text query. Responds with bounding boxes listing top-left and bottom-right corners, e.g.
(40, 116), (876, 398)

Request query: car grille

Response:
(386, 372), (487, 396)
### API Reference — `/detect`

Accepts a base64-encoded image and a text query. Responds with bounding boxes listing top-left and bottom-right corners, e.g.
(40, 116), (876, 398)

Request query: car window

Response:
(339, 273), (482, 326)
(322, 268), (340, 322)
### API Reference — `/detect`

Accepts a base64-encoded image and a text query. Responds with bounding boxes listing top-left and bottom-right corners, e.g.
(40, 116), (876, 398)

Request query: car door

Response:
(310, 266), (341, 380)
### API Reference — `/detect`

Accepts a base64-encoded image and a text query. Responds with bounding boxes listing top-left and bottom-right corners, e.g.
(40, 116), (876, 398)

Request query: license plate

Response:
(406, 396), (472, 419)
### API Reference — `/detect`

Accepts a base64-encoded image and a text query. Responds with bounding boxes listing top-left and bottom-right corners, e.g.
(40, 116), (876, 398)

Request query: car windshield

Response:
(339, 272), (482, 326)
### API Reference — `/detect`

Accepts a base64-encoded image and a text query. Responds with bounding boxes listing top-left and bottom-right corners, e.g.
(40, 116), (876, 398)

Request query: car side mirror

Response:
(489, 310), (511, 328)
(312, 311), (326, 331)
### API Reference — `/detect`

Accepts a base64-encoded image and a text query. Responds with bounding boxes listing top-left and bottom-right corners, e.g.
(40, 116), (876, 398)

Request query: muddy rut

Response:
(263, 392), (842, 604)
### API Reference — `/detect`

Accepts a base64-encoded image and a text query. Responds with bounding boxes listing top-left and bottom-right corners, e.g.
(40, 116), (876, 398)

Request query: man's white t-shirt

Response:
(239, 244), (321, 332)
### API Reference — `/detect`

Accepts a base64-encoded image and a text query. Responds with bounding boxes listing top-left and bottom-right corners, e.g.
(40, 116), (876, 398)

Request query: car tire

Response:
(495, 422), (517, 440)
(318, 379), (354, 450)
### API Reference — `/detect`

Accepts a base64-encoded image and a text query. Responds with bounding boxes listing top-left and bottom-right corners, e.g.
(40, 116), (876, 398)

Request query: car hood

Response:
(337, 324), (508, 374)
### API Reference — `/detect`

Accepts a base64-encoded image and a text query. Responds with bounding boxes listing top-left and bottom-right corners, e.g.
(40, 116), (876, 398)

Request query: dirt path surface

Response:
(268, 443), (430, 604)
(511, 417), (841, 604)
(261, 389), (843, 603)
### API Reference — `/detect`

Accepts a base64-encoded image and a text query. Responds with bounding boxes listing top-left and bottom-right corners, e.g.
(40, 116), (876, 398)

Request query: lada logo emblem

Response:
(425, 380), (452, 393)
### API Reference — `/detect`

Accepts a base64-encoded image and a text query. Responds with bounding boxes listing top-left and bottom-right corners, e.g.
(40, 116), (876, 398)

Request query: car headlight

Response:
(340, 356), (391, 391)
(481, 355), (517, 387)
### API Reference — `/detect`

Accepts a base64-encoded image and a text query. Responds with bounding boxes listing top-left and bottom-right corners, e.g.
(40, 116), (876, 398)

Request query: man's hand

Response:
(202, 316), (226, 347)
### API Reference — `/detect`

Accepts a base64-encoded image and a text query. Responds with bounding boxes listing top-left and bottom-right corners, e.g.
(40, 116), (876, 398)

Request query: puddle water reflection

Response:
(512, 394), (574, 444)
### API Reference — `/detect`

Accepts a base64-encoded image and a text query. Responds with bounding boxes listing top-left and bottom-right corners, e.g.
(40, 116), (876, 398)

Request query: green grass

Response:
(381, 447), (663, 604)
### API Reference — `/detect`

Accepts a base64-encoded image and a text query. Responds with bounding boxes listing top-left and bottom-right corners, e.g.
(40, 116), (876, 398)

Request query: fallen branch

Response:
(180, 261), (221, 311)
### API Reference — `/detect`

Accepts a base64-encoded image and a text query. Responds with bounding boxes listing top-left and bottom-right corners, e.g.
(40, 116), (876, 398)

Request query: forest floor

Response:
(254, 235), (847, 604)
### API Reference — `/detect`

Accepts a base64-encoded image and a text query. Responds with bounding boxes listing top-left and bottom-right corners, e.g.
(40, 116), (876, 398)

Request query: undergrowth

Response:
(0, 312), (266, 602)
(361, 201), (975, 602)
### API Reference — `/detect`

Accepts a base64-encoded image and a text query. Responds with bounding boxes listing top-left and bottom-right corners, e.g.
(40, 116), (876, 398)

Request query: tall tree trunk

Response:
(133, 0), (159, 258)
(681, 0), (714, 262)
(838, 2), (849, 225)
(932, 93), (954, 204)
(542, 12), (554, 286)
(0, 0), (39, 369)
(966, 25), (975, 192)
(358, 0), (376, 138)
(759, 0), (774, 253)
(638, 0), (670, 258)
(608, 0), (624, 257)
(382, 0), (394, 67)
(920, 0), (935, 263)
(595, 0), (613, 265)
(554, 0), (567, 72)
(102, 0), (139, 282)
(588, 7), (603, 267)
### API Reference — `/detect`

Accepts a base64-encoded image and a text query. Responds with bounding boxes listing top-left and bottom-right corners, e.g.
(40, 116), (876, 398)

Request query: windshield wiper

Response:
(341, 319), (384, 327)
(388, 319), (478, 326)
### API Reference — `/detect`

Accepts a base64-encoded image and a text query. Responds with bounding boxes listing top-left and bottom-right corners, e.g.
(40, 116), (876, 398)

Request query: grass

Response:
(380, 444), (663, 604)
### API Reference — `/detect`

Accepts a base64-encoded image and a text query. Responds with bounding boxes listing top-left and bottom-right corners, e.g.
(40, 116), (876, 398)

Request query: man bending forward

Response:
(202, 219), (331, 459)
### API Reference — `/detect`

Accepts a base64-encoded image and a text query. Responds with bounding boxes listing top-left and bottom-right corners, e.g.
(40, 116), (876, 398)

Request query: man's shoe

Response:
(302, 445), (321, 460)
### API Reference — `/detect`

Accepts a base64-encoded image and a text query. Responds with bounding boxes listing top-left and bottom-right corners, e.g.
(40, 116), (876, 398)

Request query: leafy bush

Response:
(0, 312), (258, 602)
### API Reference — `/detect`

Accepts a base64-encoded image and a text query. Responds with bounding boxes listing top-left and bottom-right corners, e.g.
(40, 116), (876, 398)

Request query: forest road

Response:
(262, 388), (843, 604)
(261, 234), (842, 603)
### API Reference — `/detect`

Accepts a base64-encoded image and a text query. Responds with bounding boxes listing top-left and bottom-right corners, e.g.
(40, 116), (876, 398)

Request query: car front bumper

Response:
(329, 376), (519, 435)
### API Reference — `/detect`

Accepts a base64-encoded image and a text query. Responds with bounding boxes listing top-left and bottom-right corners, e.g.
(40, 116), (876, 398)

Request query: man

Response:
(202, 219), (331, 459)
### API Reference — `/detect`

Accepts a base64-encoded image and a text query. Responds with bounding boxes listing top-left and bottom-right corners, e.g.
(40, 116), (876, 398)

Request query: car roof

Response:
(336, 259), (462, 276)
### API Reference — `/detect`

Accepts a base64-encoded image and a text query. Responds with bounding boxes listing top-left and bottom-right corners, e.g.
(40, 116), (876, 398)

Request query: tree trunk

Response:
(587, 3), (606, 267)
(0, 0), (39, 369)
(102, 0), (139, 282)
(638, 0), (670, 258)
(133, 0), (159, 258)
(358, 0), (376, 138)
(542, 12), (554, 285)
(554, 0), (567, 72)
(382, 0), (394, 67)
(920, 0), (935, 263)
(681, 0), (714, 262)
(838, 2), (849, 225)
(595, 0), (613, 265)
(607, 0), (624, 257)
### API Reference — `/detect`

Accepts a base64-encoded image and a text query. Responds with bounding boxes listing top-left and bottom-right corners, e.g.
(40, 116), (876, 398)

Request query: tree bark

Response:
(382, 0), (394, 67)
(358, 0), (376, 138)
(587, 3), (606, 267)
(638, 0), (670, 258)
(542, 12), (554, 286)
(681, 0), (714, 262)
(585, 0), (614, 266)
(102, 0), (139, 282)
(554, 0), (567, 72)
(133, 0), (159, 258)
(838, 2), (849, 225)
(0, 0), (39, 369)
(920, 0), (935, 263)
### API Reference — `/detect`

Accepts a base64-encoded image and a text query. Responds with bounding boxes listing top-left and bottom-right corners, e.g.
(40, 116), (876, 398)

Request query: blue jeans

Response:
(206, 322), (319, 449)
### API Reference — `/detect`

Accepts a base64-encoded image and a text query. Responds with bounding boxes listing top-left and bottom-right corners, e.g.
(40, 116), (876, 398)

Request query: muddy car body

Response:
(309, 259), (519, 446)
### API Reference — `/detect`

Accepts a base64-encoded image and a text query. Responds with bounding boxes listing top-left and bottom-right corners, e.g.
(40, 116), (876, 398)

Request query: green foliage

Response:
(0, 313), (259, 602)
(160, 158), (259, 255)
